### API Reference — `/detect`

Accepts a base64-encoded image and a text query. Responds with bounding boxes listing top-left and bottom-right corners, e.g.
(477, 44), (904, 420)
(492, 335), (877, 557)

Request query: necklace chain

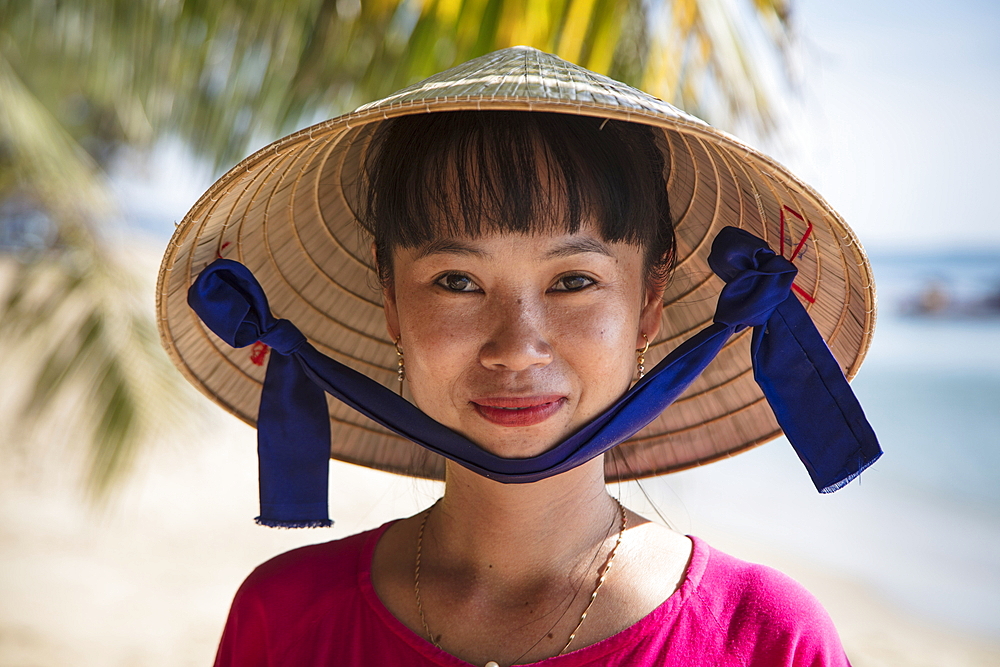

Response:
(413, 506), (437, 646)
(414, 498), (627, 665)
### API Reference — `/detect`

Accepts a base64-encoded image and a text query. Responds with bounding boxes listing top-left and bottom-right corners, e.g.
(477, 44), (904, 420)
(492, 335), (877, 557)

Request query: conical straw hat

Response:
(157, 46), (876, 482)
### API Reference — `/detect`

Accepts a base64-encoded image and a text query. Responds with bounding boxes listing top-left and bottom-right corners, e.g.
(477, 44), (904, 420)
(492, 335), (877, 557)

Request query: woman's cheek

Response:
(551, 301), (636, 402)
(551, 298), (635, 356)
(398, 292), (482, 407)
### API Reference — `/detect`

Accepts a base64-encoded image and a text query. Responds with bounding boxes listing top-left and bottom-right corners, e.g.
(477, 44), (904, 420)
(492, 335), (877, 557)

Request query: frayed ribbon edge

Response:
(254, 516), (333, 529)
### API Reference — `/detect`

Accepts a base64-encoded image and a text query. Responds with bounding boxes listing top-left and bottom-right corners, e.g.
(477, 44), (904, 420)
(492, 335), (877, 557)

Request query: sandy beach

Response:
(1, 415), (997, 667)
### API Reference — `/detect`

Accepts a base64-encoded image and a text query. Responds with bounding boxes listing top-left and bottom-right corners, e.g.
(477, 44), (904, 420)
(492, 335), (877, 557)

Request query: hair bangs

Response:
(359, 111), (675, 289)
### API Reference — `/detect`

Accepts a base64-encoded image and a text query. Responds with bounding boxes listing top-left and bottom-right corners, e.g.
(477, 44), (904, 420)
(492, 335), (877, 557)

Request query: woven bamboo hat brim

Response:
(157, 46), (876, 482)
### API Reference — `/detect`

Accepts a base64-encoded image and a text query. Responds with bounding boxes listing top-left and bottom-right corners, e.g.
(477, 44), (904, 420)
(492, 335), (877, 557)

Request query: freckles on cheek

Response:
(399, 297), (477, 374)
(556, 312), (633, 389)
(562, 306), (631, 346)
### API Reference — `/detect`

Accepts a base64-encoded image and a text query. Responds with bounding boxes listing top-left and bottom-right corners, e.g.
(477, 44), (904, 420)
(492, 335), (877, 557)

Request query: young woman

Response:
(160, 47), (879, 666)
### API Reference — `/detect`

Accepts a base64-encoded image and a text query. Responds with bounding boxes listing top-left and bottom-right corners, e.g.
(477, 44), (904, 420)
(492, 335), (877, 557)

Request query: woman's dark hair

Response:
(359, 110), (674, 290)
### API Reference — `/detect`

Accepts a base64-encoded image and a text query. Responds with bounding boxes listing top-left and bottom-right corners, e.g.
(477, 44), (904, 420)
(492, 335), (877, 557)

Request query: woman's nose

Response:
(478, 298), (553, 372)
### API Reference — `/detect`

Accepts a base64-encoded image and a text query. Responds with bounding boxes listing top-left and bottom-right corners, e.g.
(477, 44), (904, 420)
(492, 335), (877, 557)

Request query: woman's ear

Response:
(637, 281), (665, 349)
(374, 242), (401, 341)
(383, 286), (400, 342)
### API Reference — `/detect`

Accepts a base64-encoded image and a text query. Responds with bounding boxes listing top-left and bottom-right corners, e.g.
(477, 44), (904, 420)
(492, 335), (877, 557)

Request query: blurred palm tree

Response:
(0, 0), (793, 498)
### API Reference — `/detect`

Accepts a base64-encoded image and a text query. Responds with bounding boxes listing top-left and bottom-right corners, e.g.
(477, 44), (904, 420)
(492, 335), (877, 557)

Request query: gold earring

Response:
(636, 334), (649, 379)
(395, 336), (405, 396)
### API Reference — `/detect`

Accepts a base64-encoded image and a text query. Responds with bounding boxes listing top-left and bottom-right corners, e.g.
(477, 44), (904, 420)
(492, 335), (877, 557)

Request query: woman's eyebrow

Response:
(415, 238), (489, 259)
(544, 238), (614, 259)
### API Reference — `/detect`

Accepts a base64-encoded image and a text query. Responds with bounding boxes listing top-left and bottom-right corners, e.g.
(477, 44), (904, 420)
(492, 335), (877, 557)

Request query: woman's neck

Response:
(369, 457), (690, 666)
(429, 458), (620, 582)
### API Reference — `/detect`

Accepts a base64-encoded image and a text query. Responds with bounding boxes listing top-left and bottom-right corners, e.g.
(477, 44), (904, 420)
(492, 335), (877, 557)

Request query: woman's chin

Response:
(460, 420), (576, 460)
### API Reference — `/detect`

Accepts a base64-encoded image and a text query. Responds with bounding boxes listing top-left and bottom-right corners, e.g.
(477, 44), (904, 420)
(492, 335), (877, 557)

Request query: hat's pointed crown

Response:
(354, 46), (707, 128)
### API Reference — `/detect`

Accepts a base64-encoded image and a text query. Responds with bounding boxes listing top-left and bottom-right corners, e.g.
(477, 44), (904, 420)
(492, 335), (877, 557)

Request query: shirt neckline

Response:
(356, 520), (709, 666)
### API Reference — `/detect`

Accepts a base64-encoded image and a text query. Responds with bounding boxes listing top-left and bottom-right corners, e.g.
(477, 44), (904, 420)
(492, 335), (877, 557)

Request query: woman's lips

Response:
(470, 395), (567, 427)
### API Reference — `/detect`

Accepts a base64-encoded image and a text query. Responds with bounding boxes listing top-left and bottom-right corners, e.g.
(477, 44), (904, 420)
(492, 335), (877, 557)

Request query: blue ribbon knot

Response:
(711, 242), (797, 328)
(187, 227), (881, 528)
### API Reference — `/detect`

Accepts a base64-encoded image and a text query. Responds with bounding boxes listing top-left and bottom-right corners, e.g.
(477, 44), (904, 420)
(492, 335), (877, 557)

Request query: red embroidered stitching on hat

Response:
(250, 341), (269, 366)
(779, 205), (816, 303)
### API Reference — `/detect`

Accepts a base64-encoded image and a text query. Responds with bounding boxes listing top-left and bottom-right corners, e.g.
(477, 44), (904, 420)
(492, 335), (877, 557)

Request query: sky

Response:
(778, 0), (1000, 252)
(113, 0), (1000, 254)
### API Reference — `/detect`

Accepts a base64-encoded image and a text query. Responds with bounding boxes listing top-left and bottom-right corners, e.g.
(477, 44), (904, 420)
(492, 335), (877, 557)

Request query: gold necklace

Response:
(414, 498), (627, 667)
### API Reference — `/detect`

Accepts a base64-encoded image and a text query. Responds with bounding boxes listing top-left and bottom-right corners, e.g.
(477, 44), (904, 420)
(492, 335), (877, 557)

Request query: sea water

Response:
(644, 251), (1000, 638)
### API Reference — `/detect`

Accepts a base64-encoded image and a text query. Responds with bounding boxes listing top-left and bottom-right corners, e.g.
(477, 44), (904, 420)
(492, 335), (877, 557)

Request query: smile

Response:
(470, 396), (567, 427)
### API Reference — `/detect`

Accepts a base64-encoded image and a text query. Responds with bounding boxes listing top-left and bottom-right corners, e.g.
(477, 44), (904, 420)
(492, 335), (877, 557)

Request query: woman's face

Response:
(382, 224), (664, 459)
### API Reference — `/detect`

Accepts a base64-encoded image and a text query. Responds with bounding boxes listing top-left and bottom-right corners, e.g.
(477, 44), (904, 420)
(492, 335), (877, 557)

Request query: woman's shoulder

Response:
(213, 523), (397, 666)
(238, 522), (390, 602)
(692, 538), (828, 618)
(682, 537), (848, 664)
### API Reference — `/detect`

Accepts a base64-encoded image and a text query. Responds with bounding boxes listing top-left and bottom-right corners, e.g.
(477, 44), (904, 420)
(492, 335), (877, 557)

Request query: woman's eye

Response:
(437, 273), (479, 292)
(551, 275), (595, 292)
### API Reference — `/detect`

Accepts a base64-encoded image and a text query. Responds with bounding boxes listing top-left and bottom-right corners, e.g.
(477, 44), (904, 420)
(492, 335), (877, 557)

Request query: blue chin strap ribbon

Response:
(188, 227), (881, 528)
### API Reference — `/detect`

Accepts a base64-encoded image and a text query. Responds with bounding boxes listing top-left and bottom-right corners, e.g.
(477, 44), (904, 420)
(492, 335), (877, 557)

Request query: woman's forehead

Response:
(405, 226), (641, 263)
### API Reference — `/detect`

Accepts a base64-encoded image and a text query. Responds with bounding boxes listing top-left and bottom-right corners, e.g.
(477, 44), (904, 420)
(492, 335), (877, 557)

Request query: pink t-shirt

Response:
(214, 523), (850, 666)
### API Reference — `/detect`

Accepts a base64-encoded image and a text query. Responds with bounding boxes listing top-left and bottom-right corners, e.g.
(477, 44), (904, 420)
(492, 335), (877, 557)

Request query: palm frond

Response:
(0, 50), (196, 499)
(0, 249), (198, 499)
(2, 0), (793, 169)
